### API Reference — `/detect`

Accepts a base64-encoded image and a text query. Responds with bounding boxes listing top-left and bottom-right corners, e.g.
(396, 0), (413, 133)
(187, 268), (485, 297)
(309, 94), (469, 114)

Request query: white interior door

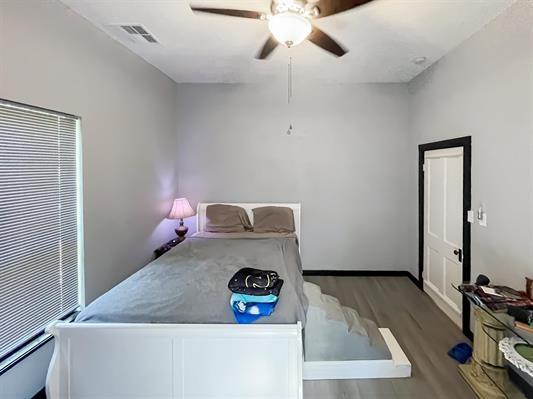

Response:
(423, 147), (464, 327)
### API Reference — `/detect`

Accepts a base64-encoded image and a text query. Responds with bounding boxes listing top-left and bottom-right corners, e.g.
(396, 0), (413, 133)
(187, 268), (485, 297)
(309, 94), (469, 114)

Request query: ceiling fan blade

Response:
(307, 27), (347, 57)
(314, 0), (373, 18)
(190, 7), (264, 20)
(256, 36), (279, 59)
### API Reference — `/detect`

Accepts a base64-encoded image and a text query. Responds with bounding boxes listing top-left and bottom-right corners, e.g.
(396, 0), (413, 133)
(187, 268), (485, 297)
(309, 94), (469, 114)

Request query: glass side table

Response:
(456, 286), (532, 399)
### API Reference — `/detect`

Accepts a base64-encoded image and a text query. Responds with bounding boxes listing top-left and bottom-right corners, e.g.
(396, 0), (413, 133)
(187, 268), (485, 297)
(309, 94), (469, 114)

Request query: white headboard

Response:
(196, 202), (301, 240)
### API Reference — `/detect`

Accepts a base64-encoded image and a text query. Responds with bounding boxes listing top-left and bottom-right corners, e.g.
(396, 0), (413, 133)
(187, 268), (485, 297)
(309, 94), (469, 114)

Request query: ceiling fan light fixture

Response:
(268, 12), (312, 48)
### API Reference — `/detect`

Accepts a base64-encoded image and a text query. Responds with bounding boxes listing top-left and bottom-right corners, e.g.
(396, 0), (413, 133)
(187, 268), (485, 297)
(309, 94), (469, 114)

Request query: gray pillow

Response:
(205, 204), (252, 233)
(252, 206), (295, 233)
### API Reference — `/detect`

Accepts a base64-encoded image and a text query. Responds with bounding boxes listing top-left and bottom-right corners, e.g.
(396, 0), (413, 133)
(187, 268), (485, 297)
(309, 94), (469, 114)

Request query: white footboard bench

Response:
(46, 321), (303, 399)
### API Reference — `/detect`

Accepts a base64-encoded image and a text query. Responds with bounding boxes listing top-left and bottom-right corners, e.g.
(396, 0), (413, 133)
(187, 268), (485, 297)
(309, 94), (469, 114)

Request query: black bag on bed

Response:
(228, 267), (284, 296)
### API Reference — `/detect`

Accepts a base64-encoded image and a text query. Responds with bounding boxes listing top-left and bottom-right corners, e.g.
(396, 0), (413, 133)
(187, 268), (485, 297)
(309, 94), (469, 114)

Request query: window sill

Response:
(0, 310), (79, 376)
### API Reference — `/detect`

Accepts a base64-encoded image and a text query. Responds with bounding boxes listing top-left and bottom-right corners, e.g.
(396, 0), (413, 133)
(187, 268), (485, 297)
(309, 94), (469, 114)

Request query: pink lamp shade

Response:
(168, 198), (195, 220)
(168, 198), (195, 241)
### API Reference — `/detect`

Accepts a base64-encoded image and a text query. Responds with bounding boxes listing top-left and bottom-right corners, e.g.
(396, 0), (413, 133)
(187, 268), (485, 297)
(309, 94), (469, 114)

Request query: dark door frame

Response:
(418, 136), (473, 340)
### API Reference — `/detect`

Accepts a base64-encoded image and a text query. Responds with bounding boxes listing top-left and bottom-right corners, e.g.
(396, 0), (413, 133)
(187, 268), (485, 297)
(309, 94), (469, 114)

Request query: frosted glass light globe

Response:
(268, 12), (312, 48)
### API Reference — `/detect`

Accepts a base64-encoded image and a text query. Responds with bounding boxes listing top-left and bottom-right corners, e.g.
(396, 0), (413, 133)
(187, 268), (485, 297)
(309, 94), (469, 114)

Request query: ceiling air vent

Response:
(118, 24), (158, 44)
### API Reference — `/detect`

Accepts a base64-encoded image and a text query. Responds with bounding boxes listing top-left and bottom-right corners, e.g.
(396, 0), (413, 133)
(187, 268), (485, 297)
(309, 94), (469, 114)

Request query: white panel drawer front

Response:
(183, 337), (298, 398)
(46, 323), (303, 399)
(69, 334), (174, 398)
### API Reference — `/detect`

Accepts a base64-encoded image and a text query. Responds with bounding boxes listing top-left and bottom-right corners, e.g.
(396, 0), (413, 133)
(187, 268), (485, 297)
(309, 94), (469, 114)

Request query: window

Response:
(0, 100), (83, 366)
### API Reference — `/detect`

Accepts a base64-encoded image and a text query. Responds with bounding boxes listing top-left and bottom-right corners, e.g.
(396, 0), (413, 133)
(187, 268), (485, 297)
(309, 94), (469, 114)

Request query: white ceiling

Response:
(60, 0), (514, 83)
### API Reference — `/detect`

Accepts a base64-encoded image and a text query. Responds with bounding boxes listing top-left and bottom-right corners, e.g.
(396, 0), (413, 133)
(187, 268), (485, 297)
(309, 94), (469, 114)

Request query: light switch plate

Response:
(479, 213), (487, 227)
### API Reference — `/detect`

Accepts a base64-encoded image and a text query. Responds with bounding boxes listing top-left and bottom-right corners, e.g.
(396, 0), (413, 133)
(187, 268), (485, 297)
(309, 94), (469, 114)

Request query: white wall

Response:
(0, 1), (178, 397)
(407, 0), (533, 289)
(176, 82), (411, 271)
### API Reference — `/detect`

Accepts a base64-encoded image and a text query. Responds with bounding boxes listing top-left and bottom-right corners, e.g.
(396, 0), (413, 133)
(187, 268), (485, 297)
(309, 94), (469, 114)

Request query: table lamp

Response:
(168, 198), (196, 241)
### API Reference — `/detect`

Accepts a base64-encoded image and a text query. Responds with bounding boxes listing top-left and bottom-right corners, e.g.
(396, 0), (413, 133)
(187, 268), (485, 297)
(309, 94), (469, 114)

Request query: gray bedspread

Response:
(76, 237), (308, 325)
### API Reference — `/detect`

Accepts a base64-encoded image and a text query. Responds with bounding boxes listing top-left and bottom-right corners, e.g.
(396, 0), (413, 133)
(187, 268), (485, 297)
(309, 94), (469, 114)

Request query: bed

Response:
(45, 202), (410, 399)
(46, 203), (304, 399)
(74, 234), (307, 325)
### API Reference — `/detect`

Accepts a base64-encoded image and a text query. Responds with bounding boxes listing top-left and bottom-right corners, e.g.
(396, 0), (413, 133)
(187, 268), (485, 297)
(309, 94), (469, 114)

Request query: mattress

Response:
(75, 236), (308, 325)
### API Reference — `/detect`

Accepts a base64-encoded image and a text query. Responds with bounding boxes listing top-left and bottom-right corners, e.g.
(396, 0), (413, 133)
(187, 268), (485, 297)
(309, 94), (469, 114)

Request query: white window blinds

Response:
(0, 101), (82, 360)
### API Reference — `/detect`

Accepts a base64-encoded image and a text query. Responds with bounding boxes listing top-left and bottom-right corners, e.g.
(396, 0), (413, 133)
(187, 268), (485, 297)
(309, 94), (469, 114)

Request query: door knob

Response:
(454, 248), (463, 262)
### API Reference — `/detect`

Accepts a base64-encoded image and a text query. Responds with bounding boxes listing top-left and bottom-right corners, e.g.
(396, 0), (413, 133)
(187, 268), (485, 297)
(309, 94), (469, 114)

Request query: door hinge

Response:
(422, 162), (426, 172)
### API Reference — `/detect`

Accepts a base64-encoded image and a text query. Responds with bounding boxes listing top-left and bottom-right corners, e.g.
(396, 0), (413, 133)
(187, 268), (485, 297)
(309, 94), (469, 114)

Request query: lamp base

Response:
(175, 221), (188, 242)
(175, 226), (188, 242)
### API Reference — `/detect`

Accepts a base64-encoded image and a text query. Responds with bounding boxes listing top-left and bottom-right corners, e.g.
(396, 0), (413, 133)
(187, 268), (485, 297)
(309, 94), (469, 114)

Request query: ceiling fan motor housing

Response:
(274, 0), (308, 15)
(191, 0), (371, 58)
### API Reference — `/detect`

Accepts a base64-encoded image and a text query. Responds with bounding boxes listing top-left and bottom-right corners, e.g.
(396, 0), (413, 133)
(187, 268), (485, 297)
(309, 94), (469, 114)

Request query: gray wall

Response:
(407, 0), (533, 288)
(1, 0), (530, 397)
(0, 1), (179, 397)
(176, 82), (412, 271)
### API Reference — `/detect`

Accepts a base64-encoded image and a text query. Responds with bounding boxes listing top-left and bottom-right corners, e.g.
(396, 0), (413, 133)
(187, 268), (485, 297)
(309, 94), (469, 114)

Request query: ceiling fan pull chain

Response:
(287, 55), (293, 134)
(287, 57), (292, 104)
(287, 55), (291, 104)
(288, 55), (293, 104)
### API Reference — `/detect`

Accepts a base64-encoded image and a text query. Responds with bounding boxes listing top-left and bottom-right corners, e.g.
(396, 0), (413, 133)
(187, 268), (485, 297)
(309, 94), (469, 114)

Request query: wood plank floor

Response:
(303, 276), (475, 399)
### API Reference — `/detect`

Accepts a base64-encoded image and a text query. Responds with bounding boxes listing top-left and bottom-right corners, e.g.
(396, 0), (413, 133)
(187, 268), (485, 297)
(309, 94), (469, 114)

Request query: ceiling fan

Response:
(190, 0), (373, 59)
